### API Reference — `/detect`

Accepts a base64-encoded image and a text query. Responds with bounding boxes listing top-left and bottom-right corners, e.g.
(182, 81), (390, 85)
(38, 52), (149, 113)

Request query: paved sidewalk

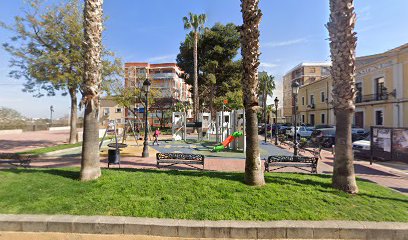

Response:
(0, 130), (71, 153)
(275, 142), (408, 195)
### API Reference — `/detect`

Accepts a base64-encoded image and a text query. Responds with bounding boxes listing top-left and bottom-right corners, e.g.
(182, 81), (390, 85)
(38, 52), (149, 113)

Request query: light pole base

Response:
(142, 144), (149, 158)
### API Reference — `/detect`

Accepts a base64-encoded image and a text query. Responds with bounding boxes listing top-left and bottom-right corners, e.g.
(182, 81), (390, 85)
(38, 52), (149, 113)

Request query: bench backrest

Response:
(268, 155), (318, 164)
(156, 153), (204, 162)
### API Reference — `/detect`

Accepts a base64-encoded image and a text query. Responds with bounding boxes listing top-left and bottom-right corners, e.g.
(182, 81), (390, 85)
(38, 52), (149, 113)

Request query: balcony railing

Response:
(152, 73), (178, 79)
(356, 93), (388, 103)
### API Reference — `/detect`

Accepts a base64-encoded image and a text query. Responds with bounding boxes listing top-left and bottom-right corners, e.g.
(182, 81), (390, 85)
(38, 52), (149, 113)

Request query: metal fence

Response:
(370, 126), (408, 164)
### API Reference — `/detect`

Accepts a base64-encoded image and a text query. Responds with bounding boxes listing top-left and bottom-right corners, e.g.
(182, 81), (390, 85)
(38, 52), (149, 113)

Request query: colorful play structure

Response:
(213, 131), (243, 152)
(171, 108), (246, 153)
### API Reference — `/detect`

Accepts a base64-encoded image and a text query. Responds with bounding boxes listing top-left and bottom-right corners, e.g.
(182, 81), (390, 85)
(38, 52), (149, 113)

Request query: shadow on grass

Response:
(1, 168), (80, 180)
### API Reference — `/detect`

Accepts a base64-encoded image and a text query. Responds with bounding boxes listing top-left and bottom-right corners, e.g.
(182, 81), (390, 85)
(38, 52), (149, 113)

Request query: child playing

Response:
(153, 128), (160, 145)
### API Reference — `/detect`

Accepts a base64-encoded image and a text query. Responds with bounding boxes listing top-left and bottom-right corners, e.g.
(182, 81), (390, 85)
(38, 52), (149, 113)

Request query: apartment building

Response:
(99, 98), (125, 126)
(282, 63), (331, 123)
(124, 62), (192, 127)
(286, 43), (408, 129)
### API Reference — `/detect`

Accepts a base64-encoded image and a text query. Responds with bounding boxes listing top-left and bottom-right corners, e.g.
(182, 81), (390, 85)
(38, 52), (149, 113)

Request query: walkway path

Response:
(275, 141), (408, 195)
(0, 130), (71, 153)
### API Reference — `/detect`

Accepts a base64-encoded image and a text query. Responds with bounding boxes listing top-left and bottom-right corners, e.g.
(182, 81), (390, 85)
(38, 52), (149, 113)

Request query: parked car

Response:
(351, 128), (369, 141)
(277, 125), (291, 135)
(286, 126), (315, 139)
(310, 128), (336, 148)
(315, 124), (334, 129)
(353, 135), (371, 158)
(258, 124), (271, 134)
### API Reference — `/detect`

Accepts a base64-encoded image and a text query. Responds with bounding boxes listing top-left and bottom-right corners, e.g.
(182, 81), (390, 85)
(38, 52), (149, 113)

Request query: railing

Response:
(152, 73), (178, 79)
(356, 93), (388, 103)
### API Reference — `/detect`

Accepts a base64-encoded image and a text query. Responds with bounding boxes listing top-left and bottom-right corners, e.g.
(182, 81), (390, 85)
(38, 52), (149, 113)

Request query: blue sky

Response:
(0, 0), (407, 118)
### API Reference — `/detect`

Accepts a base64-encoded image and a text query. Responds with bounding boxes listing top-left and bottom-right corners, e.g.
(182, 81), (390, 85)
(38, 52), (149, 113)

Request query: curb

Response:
(0, 214), (407, 239)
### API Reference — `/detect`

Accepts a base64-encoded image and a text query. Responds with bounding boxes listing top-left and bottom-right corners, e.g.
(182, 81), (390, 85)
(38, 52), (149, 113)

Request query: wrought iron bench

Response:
(264, 155), (318, 173)
(0, 153), (31, 168)
(156, 153), (205, 170)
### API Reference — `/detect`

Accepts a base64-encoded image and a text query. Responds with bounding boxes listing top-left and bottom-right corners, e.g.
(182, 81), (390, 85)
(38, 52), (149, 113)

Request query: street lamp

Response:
(142, 78), (151, 158)
(291, 81), (300, 156)
(274, 97), (279, 146)
(50, 105), (54, 127)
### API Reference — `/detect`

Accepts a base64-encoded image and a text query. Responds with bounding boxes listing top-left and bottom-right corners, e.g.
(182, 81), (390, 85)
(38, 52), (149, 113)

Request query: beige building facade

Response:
(282, 63), (331, 123)
(284, 43), (408, 129)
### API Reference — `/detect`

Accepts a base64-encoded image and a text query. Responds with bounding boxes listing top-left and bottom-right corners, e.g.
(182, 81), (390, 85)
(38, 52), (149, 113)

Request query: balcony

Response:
(356, 93), (389, 103)
(152, 73), (178, 79)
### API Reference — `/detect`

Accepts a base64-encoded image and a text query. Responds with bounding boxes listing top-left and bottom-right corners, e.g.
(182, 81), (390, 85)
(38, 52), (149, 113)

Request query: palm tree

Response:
(240, 0), (265, 186)
(259, 74), (276, 123)
(182, 12), (207, 123)
(327, 0), (359, 193)
(80, 0), (104, 181)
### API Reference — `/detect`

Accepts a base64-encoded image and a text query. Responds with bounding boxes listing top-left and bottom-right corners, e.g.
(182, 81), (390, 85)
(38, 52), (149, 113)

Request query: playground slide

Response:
(213, 131), (243, 152)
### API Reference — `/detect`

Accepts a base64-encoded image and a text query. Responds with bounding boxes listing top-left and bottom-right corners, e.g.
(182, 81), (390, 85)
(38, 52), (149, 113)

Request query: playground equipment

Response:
(99, 120), (144, 168)
(172, 112), (187, 141)
(213, 131), (243, 152)
(214, 109), (246, 152)
(216, 111), (231, 143)
(199, 112), (213, 140)
(99, 120), (128, 168)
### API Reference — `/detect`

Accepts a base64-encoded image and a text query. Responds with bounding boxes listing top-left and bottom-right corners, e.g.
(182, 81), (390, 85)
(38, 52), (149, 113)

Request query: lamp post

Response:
(142, 78), (151, 158)
(50, 105), (54, 128)
(291, 81), (300, 156)
(274, 97), (279, 146)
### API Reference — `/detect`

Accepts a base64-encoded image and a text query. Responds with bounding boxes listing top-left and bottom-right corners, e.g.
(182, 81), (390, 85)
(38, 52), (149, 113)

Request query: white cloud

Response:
(146, 54), (177, 62)
(264, 38), (308, 48)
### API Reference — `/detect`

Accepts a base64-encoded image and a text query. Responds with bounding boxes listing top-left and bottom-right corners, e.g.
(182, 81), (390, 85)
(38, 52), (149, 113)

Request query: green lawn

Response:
(16, 142), (82, 156)
(0, 168), (407, 221)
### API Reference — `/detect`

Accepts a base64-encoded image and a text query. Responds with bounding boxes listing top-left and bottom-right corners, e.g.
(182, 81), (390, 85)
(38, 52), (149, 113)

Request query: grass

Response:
(0, 168), (407, 222)
(16, 142), (82, 156)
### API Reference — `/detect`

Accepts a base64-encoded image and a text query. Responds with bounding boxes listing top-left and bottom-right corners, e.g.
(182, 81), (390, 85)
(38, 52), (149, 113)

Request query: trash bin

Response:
(108, 148), (120, 166)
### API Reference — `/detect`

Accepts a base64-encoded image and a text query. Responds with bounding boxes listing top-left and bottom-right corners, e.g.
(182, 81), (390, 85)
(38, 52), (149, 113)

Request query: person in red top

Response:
(153, 128), (160, 145)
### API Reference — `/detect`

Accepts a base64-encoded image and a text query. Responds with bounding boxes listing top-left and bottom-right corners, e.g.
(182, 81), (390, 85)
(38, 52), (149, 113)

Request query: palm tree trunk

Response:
(80, 0), (103, 181)
(193, 31), (199, 122)
(328, 0), (358, 193)
(68, 87), (78, 144)
(240, 0), (265, 186)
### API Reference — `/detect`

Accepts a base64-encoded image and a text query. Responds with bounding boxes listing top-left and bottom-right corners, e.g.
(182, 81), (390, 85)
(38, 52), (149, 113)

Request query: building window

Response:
(309, 77), (316, 82)
(115, 108), (122, 113)
(375, 110), (383, 126)
(116, 119), (122, 124)
(301, 115), (305, 123)
(310, 114), (315, 126)
(355, 82), (362, 103)
(310, 95), (315, 105)
(309, 67), (316, 73)
(302, 97), (305, 106)
(103, 108), (110, 116)
(321, 92), (325, 103)
(321, 113), (325, 124)
(375, 77), (385, 100)
(153, 119), (160, 124)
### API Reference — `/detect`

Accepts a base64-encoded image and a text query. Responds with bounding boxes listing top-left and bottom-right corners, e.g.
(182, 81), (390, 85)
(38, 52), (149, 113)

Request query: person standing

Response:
(153, 128), (161, 145)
